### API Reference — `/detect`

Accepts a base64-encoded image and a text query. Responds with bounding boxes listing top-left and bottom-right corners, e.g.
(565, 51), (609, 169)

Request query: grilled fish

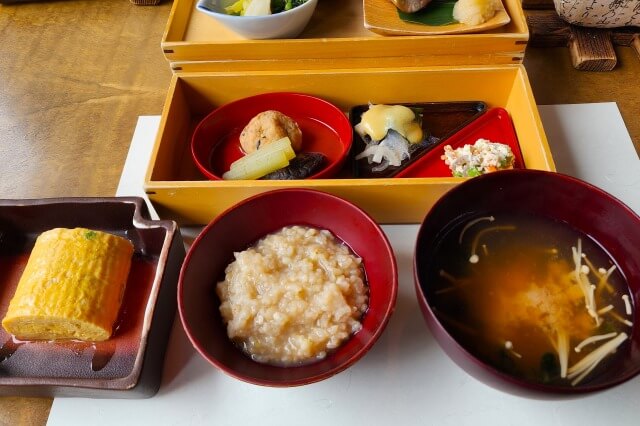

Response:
(390, 0), (432, 13)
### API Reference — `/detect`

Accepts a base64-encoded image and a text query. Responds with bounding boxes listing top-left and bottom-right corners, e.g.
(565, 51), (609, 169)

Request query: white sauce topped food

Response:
(441, 138), (515, 177)
(355, 104), (423, 144)
(216, 225), (368, 365)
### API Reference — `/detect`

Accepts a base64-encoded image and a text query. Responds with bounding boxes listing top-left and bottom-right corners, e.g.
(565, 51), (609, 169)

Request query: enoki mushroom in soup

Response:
(429, 213), (633, 386)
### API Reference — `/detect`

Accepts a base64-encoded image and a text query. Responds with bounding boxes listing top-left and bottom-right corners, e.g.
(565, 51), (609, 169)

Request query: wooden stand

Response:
(523, 0), (640, 71)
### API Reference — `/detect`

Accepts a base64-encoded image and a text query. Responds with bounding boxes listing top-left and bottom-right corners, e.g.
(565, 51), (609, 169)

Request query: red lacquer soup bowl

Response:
(414, 169), (640, 398)
(178, 189), (397, 386)
(191, 92), (353, 180)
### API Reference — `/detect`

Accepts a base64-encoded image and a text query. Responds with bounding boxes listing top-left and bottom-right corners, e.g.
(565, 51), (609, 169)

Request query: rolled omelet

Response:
(2, 228), (134, 341)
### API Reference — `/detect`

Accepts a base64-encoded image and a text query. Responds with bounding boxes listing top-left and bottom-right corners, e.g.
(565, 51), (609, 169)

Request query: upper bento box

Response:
(144, 65), (555, 225)
(161, 0), (529, 72)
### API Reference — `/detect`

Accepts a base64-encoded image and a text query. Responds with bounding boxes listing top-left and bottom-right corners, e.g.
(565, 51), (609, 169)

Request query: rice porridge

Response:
(216, 225), (368, 365)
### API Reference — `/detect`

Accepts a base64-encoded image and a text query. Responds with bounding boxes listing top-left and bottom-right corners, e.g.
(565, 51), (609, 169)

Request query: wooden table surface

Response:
(0, 1), (638, 424)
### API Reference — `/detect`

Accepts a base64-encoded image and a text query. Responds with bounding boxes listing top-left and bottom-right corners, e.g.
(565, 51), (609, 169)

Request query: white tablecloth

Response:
(48, 103), (640, 426)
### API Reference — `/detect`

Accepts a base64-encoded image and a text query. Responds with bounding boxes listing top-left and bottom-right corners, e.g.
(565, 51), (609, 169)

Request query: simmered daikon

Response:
(223, 137), (295, 180)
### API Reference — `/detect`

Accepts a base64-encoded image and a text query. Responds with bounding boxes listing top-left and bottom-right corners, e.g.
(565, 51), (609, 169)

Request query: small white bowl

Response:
(196, 0), (318, 40)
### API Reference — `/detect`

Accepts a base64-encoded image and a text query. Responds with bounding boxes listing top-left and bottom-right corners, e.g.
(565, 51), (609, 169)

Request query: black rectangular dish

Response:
(0, 197), (185, 398)
(350, 101), (487, 178)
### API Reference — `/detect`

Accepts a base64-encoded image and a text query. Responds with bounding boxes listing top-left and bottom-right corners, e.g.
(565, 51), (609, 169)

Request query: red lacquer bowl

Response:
(191, 92), (353, 180)
(178, 189), (397, 386)
(414, 169), (640, 398)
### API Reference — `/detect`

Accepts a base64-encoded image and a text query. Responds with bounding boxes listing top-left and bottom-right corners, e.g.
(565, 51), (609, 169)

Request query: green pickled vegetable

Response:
(230, 137), (295, 169)
(225, 0), (246, 15)
(226, 0), (307, 16)
(224, 137), (295, 180)
(223, 150), (289, 180)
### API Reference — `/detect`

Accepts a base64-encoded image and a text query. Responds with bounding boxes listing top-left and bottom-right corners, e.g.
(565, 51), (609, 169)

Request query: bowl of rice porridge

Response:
(178, 189), (397, 386)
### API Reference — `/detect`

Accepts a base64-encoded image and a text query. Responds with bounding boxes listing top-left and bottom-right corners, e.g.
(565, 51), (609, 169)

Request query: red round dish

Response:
(178, 189), (397, 387)
(191, 93), (353, 180)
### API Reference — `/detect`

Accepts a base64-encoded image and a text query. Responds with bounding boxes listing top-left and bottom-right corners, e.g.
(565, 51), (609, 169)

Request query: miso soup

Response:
(427, 213), (633, 387)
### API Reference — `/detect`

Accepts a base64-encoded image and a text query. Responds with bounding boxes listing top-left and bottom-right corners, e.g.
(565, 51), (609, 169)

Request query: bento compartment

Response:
(144, 65), (553, 225)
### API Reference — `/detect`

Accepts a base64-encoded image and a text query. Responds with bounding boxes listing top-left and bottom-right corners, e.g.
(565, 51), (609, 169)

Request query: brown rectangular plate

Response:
(350, 101), (487, 178)
(364, 0), (512, 36)
(0, 197), (185, 398)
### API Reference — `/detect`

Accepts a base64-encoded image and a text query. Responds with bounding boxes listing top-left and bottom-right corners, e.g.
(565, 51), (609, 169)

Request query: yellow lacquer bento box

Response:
(161, 0), (529, 72)
(144, 65), (555, 225)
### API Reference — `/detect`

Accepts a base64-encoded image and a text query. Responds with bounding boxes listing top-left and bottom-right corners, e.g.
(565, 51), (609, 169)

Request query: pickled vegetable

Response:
(244, 0), (271, 16)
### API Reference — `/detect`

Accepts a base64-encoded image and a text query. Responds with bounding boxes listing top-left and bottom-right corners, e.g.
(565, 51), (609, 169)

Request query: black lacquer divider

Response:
(349, 101), (487, 178)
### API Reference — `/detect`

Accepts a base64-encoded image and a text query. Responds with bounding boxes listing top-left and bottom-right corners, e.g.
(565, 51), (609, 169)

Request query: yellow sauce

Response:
(356, 105), (423, 144)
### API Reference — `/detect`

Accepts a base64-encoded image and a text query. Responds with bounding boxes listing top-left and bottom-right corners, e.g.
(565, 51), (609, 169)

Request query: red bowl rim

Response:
(190, 92), (353, 181)
(178, 188), (398, 386)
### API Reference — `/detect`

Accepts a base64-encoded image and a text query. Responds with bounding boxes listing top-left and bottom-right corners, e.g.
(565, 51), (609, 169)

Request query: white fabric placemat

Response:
(538, 103), (639, 215)
(48, 105), (640, 426)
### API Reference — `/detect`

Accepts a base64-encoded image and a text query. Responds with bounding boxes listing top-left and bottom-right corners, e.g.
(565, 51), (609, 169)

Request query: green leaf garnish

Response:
(540, 352), (559, 383)
(85, 231), (97, 240)
(397, 0), (457, 26)
(467, 168), (481, 177)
